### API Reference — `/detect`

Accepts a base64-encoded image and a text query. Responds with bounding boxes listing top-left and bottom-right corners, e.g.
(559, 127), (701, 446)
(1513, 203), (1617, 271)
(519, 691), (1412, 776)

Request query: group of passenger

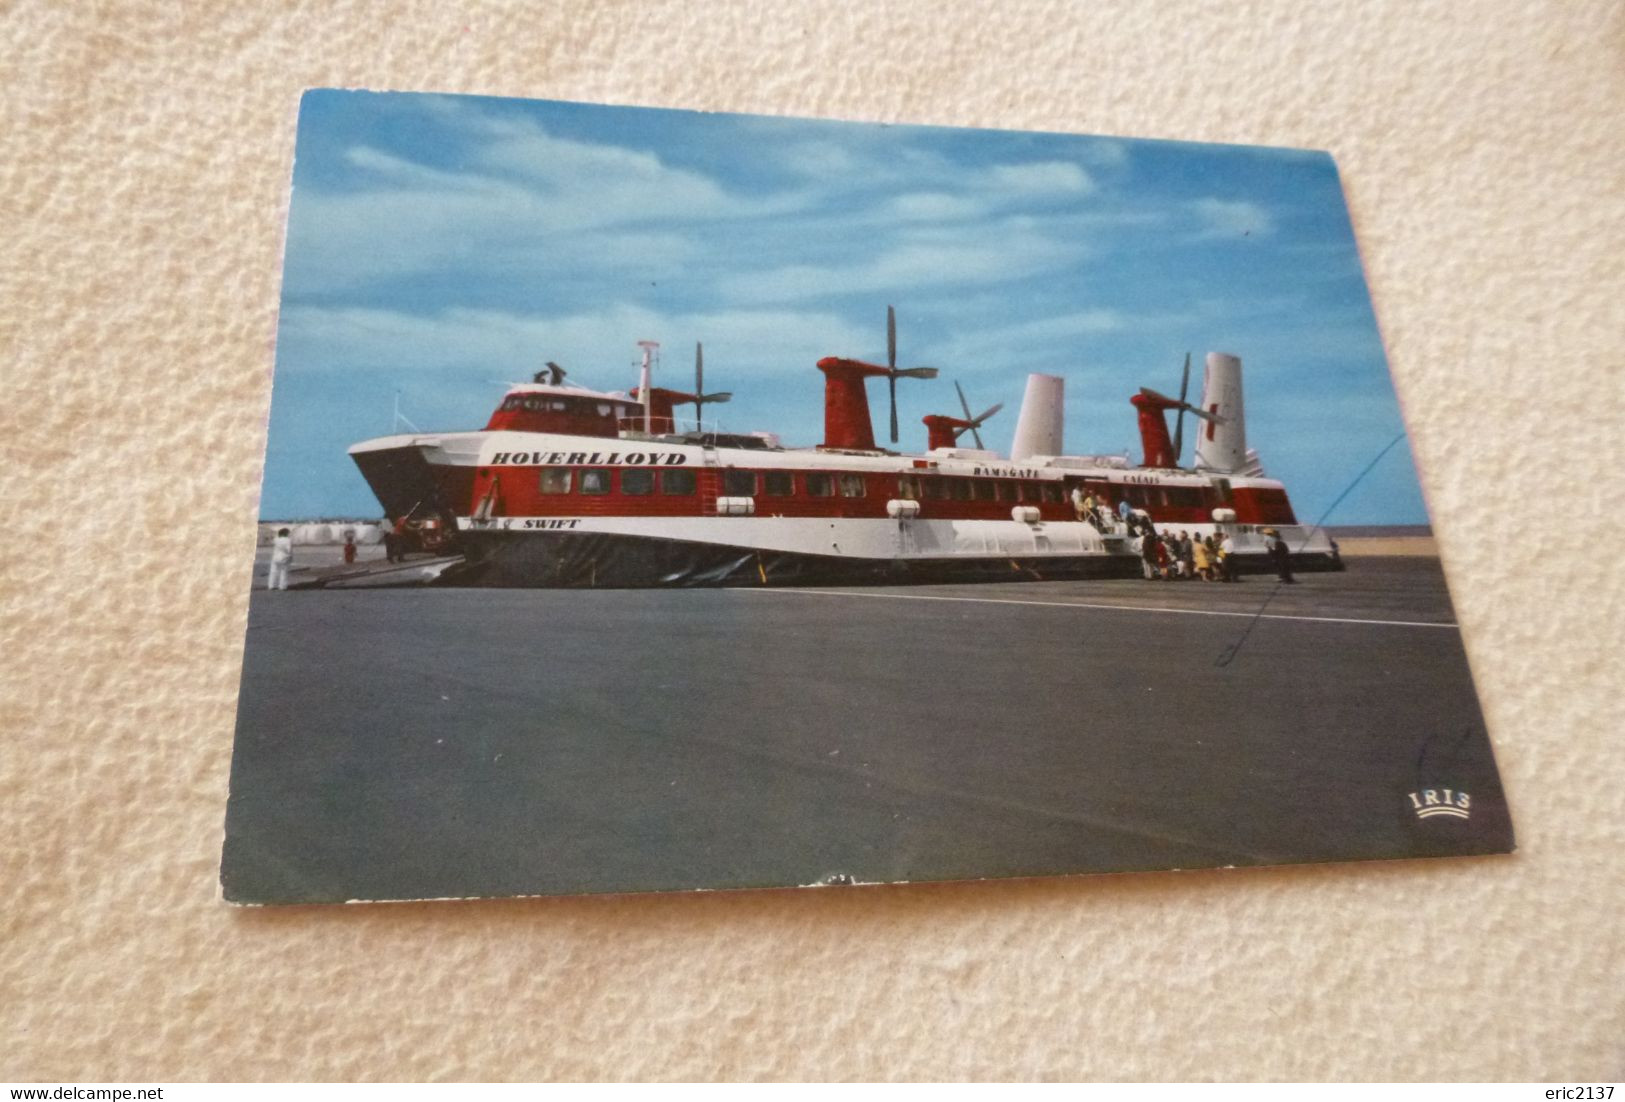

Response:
(1069, 484), (1288, 582)
(1137, 525), (1239, 583)
(1068, 487), (1120, 531)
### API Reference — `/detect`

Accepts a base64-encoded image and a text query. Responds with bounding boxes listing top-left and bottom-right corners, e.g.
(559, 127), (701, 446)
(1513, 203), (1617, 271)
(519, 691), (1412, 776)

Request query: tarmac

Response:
(222, 553), (1513, 904)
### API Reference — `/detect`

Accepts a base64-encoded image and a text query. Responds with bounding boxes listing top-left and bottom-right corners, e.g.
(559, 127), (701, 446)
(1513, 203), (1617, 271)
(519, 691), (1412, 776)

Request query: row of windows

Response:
(529, 466), (1070, 502)
(539, 467), (698, 496)
(518, 465), (1272, 515)
(903, 476), (1064, 505)
(521, 465), (1254, 512)
(498, 395), (636, 418)
(1114, 484), (1213, 510)
(722, 470), (867, 498)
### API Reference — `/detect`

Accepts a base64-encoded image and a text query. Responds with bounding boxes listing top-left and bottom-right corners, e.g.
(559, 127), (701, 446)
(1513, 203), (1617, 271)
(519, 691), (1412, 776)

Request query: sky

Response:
(264, 90), (1424, 524)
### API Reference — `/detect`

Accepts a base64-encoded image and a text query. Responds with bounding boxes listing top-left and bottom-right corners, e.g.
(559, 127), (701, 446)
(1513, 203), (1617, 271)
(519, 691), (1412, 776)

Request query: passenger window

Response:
(538, 468), (573, 494)
(723, 470), (757, 496)
(839, 473), (866, 498)
(897, 475), (919, 500)
(1042, 483), (1063, 504)
(950, 479), (971, 501)
(995, 481), (1013, 502)
(763, 471), (793, 496)
(661, 469), (696, 495)
(972, 479), (996, 501)
(805, 473), (834, 497)
(579, 469), (611, 495)
(620, 469), (654, 495)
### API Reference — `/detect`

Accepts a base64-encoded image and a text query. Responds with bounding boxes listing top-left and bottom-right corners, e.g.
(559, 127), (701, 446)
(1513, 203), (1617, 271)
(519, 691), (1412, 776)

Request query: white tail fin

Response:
(1193, 352), (1247, 473)
(1009, 374), (1064, 460)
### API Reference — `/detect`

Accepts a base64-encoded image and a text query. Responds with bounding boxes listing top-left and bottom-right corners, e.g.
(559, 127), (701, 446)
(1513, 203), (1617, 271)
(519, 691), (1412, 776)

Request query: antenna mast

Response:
(636, 341), (660, 435)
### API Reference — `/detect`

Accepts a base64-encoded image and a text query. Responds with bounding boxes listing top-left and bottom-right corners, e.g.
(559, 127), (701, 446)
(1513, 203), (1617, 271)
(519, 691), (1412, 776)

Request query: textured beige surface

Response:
(3, 0), (1623, 1083)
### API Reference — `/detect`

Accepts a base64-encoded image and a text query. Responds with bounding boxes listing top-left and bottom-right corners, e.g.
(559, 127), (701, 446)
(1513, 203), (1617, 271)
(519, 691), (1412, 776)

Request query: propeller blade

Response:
(1142, 381), (1220, 422)
(887, 305), (897, 370)
(695, 342), (703, 398)
(1173, 352), (1191, 463)
(971, 403), (1004, 450)
(954, 384), (1003, 450)
(956, 382), (984, 448)
(889, 372), (899, 443)
(701, 391), (732, 403)
(893, 366), (939, 379)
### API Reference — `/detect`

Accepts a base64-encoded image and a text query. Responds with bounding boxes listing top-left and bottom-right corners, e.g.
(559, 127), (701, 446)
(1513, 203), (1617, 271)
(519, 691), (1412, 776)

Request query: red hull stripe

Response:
(466, 464), (1298, 527)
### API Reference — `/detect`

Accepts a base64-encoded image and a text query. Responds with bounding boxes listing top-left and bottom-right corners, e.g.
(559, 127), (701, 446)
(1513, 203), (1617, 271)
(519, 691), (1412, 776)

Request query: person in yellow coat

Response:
(1192, 534), (1212, 581)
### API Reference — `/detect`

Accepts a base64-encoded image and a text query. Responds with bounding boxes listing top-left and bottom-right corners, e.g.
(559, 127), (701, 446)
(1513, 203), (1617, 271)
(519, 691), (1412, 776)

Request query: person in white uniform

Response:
(268, 527), (293, 591)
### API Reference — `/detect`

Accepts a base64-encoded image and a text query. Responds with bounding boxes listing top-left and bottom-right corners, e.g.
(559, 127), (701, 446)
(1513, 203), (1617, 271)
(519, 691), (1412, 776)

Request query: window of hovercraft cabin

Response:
(1114, 483), (1213, 516)
(919, 476), (1061, 504)
(485, 393), (638, 436)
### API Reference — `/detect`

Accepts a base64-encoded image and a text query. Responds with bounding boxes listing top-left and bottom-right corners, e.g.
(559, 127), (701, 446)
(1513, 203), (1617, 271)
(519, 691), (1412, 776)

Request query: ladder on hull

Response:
(699, 444), (720, 516)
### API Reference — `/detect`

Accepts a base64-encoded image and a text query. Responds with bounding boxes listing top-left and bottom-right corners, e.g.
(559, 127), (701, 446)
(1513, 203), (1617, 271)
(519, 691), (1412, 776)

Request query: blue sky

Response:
(265, 90), (1423, 524)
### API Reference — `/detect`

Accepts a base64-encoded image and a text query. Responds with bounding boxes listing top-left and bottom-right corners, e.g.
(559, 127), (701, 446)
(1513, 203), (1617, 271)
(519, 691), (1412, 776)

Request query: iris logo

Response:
(1408, 789), (1470, 820)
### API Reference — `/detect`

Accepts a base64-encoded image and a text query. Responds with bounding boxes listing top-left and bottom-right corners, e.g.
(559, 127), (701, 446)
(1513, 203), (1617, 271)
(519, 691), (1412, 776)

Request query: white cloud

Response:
(869, 162), (1094, 225)
(283, 115), (814, 295)
(774, 138), (866, 179)
(1077, 138), (1130, 169)
(1190, 198), (1273, 239)
(926, 308), (1132, 367)
(281, 150), (730, 294)
(343, 146), (494, 192)
(277, 303), (872, 384)
(471, 129), (750, 227)
(986, 160), (1093, 196)
(714, 218), (1086, 304)
(886, 192), (985, 222)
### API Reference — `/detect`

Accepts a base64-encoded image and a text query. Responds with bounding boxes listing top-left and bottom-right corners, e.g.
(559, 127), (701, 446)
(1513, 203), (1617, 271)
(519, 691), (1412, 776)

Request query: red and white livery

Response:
(349, 330), (1340, 587)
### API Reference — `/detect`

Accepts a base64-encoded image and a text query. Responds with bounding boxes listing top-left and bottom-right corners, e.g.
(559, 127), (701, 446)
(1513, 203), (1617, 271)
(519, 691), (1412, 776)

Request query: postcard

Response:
(222, 90), (1512, 904)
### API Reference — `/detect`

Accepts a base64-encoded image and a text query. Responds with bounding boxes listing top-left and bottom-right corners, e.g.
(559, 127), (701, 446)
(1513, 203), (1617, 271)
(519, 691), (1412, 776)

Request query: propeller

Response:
(534, 361), (567, 386)
(884, 304), (939, 443)
(690, 341), (732, 424)
(954, 381), (1004, 450)
(1138, 352), (1221, 466)
(1137, 384), (1218, 418)
(1171, 352), (1191, 462)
